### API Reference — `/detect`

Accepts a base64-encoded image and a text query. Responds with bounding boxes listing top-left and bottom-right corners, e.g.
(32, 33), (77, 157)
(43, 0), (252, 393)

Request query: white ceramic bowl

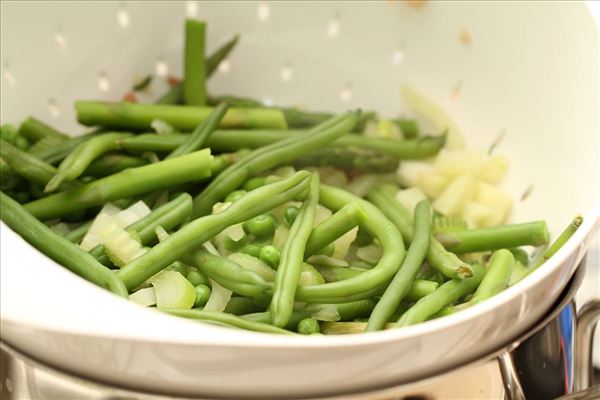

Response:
(1, 1), (599, 398)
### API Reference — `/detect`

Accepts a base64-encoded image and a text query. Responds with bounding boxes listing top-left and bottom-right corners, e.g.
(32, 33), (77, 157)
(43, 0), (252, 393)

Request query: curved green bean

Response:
(18, 117), (69, 143)
(163, 309), (294, 335)
(0, 191), (128, 298)
(292, 184), (406, 302)
(117, 171), (312, 290)
(192, 111), (359, 217)
(46, 133), (131, 192)
(271, 173), (319, 327)
(367, 185), (472, 279)
(367, 199), (431, 331)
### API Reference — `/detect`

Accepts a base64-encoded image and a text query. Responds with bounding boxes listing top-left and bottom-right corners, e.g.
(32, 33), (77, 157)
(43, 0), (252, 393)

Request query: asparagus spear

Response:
(24, 149), (213, 220)
(75, 101), (288, 130)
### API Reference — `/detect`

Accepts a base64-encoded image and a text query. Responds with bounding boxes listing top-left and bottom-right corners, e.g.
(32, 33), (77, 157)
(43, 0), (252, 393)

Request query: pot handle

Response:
(574, 298), (600, 392)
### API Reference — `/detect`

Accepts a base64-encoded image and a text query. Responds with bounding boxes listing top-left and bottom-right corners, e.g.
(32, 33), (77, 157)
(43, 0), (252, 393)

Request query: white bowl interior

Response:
(1, 1), (599, 396)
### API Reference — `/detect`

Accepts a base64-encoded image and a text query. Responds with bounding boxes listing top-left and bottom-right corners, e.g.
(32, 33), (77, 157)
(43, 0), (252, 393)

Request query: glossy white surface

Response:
(1, 1), (599, 398)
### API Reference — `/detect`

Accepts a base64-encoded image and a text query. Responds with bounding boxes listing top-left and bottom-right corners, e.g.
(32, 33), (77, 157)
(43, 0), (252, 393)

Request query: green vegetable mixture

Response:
(0, 19), (583, 335)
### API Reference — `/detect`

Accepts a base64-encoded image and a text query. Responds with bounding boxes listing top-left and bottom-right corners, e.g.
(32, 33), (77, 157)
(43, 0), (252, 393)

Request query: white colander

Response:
(1, 1), (599, 398)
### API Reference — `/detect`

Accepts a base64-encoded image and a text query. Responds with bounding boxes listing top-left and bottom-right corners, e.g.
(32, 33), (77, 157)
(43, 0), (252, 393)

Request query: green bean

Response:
(396, 263), (486, 327)
(163, 309), (294, 335)
(367, 200), (431, 331)
(75, 101), (287, 131)
(168, 103), (228, 159)
(24, 150), (211, 220)
(65, 220), (93, 244)
(117, 171), (312, 290)
(292, 185), (406, 302)
(192, 112), (359, 217)
(367, 185), (472, 279)
(509, 248), (529, 267)
(297, 317), (320, 334)
(529, 215), (583, 271)
(193, 284), (211, 307)
(83, 154), (148, 177)
(45, 133), (131, 192)
(436, 221), (550, 254)
(304, 203), (366, 258)
(470, 249), (515, 304)
(271, 174), (320, 327)
(0, 191), (128, 298)
(18, 117), (69, 143)
(183, 19), (207, 105)
(0, 139), (76, 190)
(224, 297), (264, 315)
(184, 249), (271, 296)
(157, 34), (239, 104)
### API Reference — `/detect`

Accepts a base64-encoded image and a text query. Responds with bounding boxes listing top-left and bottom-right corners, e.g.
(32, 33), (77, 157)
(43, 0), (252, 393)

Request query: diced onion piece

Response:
(149, 270), (196, 309)
(396, 187), (427, 215)
(212, 201), (232, 215)
(299, 263), (325, 286)
(356, 245), (382, 264)
(418, 171), (449, 198)
(203, 279), (232, 312)
(272, 224), (290, 248)
(396, 161), (436, 188)
(130, 287), (157, 307)
(93, 213), (146, 267)
(317, 167), (348, 188)
(462, 201), (496, 228)
(433, 174), (477, 217)
(377, 119), (402, 139)
(151, 119), (176, 135)
(362, 119), (379, 137)
(333, 226), (358, 259)
(79, 203), (122, 251)
(474, 182), (513, 224)
(478, 154), (509, 184)
(203, 241), (220, 256)
(314, 205), (333, 226)
(228, 253), (276, 281)
(309, 304), (340, 322)
(400, 84), (464, 149)
(155, 226), (170, 242)
(50, 222), (70, 236)
(307, 255), (349, 268)
(434, 149), (485, 178)
(113, 200), (151, 228)
(214, 223), (245, 255)
(348, 174), (381, 197)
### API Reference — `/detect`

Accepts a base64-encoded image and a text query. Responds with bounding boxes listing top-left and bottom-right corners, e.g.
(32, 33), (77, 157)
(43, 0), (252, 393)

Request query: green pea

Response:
(194, 284), (211, 307)
(243, 214), (277, 238)
(316, 243), (335, 257)
(243, 177), (267, 191)
(225, 190), (247, 203)
(187, 269), (209, 286)
(297, 317), (320, 334)
(283, 206), (300, 227)
(259, 245), (280, 269)
(240, 244), (262, 258)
